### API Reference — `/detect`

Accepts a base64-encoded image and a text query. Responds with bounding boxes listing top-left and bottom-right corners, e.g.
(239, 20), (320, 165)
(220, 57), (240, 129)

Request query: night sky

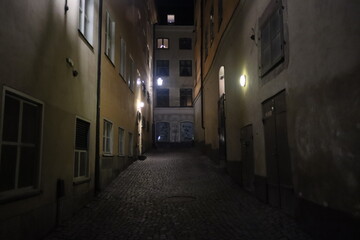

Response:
(155, 0), (194, 25)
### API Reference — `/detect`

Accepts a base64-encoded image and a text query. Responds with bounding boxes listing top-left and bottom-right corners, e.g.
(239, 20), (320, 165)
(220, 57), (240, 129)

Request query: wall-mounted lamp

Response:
(137, 101), (145, 109)
(137, 78), (141, 85)
(157, 78), (163, 86)
(240, 75), (246, 87)
(64, 0), (69, 13)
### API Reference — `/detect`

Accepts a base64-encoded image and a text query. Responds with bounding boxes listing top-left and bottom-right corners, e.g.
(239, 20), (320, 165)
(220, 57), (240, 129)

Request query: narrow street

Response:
(44, 148), (311, 240)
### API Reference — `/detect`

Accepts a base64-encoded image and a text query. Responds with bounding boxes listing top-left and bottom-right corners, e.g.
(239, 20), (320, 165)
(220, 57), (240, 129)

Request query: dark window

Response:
(156, 89), (169, 107)
(0, 91), (42, 193)
(180, 89), (192, 107)
(157, 38), (169, 49)
(218, 0), (223, 30)
(156, 60), (169, 76)
(179, 38), (192, 49)
(260, 2), (284, 76)
(204, 29), (208, 59)
(210, 3), (214, 44)
(74, 118), (90, 178)
(179, 60), (192, 76)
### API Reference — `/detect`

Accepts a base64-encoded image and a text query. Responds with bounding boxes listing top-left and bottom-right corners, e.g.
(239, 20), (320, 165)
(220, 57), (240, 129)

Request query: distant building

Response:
(154, 24), (195, 145)
(0, 0), (156, 239)
(194, 0), (360, 238)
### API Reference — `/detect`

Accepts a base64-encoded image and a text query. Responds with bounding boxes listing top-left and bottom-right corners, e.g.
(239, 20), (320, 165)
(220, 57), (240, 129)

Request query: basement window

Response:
(74, 118), (90, 180)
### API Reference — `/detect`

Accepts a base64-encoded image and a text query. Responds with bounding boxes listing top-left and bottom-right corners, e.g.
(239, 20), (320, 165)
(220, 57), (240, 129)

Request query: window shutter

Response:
(76, 119), (89, 150)
(270, 8), (284, 65)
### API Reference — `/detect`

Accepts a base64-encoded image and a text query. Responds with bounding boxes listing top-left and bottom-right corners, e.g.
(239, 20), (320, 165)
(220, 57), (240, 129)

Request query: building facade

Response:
(194, 0), (360, 237)
(0, 0), (156, 239)
(98, 0), (157, 189)
(154, 25), (195, 145)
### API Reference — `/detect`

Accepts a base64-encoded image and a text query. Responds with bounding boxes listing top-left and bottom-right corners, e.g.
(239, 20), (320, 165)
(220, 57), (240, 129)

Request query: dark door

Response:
(240, 125), (254, 192)
(218, 94), (226, 163)
(262, 90), (294, 214)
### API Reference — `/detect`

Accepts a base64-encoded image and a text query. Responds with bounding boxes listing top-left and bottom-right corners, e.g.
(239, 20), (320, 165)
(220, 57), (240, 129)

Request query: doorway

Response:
(262, 90), (295, 214)
(218, 66), (226, 163)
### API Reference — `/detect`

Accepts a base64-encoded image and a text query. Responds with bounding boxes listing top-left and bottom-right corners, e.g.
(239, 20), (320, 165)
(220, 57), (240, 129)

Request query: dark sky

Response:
(155, 0), (194, 25)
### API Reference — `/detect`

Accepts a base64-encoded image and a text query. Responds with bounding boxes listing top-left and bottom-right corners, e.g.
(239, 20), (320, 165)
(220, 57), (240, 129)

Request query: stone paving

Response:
(44, 148), (312, 240)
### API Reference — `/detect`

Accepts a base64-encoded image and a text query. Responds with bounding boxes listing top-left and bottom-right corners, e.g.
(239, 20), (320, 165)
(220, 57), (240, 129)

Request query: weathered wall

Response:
(0, 0), (98, 239)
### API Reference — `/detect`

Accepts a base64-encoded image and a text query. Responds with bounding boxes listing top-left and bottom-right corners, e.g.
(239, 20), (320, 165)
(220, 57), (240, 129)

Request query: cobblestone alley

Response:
(44, 148), (311, 240)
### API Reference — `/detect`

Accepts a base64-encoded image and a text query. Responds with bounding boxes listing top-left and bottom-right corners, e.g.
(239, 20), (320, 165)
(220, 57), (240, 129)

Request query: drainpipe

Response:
(95, 0), (103, 194)
(200, 0), (205, 130)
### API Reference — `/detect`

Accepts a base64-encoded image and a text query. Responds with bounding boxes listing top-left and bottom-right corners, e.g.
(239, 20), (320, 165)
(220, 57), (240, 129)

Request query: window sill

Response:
(102, 153), (114, 157)
(0, 189), (42, 205)
(73, 177), (91, 186)
(78, 30), (94, 51)
(104, 53), (115, 67)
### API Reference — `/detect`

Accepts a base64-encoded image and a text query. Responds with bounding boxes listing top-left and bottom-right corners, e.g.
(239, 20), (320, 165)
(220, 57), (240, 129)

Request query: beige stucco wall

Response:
(0, 0), (99, 239)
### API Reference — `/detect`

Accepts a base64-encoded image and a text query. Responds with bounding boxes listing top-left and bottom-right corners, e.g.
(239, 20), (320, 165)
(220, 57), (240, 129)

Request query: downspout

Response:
(200, 0), (205, 130)
(95, 0), (103, 194)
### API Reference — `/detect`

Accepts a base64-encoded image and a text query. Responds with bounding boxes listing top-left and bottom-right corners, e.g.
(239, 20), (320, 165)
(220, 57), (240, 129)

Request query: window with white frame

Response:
(118, 128), (124, 156)
(74, 118), (90, 179)
(128, 132), (133, 156)
(120, 38), (127, 78)
(78, 0), (94, 44)
(103, 120), (113, 155)
(0, 89), (43, 197)
(105, 11), (115, 63)
(128, 57), (135, 91)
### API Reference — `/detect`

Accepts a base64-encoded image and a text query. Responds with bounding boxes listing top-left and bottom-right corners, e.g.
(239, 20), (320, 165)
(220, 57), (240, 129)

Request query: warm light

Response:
(136, 78), (141, 85)
(157, 78), (163, 86)
(240, 75), (246, 87)
(137, 101), (144, 108)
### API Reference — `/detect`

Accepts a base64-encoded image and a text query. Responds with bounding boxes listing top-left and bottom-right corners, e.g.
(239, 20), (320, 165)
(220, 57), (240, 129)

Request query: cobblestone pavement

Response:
(44, 148), (312, 240)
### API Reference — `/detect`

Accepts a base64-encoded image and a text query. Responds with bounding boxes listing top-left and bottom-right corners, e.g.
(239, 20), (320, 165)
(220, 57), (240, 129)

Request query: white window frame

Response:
(118, 127), (125, 156)
(103, 119), (113, 155)
(74, 117), (90, 181)
(128, 132), (133, 156)
(79, 0), (94, 45)
(0, 87), (44, 200)
(120, 38), (127, 79)
(105, 11), (116, 63)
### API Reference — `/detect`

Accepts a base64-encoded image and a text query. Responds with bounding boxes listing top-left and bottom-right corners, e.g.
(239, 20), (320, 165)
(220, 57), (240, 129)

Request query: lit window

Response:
(79, 0), (94, 44)
(0, 89), (43, 198)
(167, 14), (175, 24)
(74, 118), (90, 179)
(103, 120), (113, 155)
(105, 11), (115, 63)
(157, 38), (169, 49)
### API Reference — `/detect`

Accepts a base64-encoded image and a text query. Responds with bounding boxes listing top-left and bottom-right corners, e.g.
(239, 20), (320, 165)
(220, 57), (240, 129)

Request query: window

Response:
(157, 38), (169, 49)
(179, 38), (192, 49)
(156, 60), (169, 76)
(120, 38), (126, 78)
(74, 118), (90, 179)
(180, 122), (194, 142)
(210, 3), (215, 44)
(180, 89), (192, 107)
(103, 120), (113, 155)
(167, 14), (175, 24)
(156, 89), (169, 107)
(0, 89), (43, 197)
(179, 60), (192, 76)
(118, 128), (124, 156)
(128, 132), (133, 156)
(105, 11), (115, 63)
(260, 1), (284, 76)
(78, 0), (94, 44)
(128, 57), (135, 91)
(218, 0), (223, 30)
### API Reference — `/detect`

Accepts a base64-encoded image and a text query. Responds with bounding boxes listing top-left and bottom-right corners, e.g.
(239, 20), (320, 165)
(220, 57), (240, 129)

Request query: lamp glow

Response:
(157, 78), (163, 86)
(240, 75), (246, 87)
(137, 101), (144, 108)
(136, 78), (141, 85)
